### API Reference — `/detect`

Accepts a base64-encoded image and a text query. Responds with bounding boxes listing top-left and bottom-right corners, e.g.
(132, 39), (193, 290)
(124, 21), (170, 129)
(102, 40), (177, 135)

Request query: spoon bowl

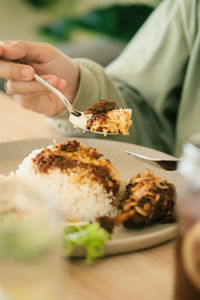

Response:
(35, 76), (118, 135)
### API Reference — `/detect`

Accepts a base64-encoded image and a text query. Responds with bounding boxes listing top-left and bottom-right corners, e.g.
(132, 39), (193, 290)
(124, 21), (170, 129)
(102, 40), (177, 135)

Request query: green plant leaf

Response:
(63, 223), (111, 263)
(23, 0), (56, 8)
(39, 4), (154, 42)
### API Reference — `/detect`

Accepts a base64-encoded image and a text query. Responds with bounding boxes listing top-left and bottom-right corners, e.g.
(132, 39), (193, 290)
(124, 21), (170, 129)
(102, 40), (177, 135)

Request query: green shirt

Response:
(50, 0), (200, 157)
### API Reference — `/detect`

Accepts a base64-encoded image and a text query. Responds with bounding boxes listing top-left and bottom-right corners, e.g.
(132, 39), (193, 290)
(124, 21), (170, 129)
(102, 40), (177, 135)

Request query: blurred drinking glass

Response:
(174, 143), (200, 300)
(0, 177), (67, 300)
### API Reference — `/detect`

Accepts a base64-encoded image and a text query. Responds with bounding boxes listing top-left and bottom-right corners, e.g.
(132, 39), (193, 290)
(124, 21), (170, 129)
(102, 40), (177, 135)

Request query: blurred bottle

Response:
(174, 143), (200, 300)
(0, 177), (67, 300)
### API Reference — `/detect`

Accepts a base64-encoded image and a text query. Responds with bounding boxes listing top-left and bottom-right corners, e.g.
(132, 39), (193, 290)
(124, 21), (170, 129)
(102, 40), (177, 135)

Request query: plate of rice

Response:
(0, 137), (178, 257)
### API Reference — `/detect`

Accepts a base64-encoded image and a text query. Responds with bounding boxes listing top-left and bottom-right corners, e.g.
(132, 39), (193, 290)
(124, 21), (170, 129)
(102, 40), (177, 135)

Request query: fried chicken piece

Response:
(97, 170), (176, 232)
(121, 170), (176, 227)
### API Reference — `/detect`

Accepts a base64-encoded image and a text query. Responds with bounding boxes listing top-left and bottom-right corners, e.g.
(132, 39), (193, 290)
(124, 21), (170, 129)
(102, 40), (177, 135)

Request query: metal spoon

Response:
(33, 73), (91, 131)
(125, 150), (180, 171)
(0, 55), (114, 134)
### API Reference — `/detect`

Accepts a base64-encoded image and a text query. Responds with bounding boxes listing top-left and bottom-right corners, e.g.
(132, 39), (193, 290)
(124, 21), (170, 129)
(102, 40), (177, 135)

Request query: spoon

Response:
(33, 73), (91, 131)
(0, 55), (114, 134)
(125, 150), (180, 171)
(29, 78), (117, 135)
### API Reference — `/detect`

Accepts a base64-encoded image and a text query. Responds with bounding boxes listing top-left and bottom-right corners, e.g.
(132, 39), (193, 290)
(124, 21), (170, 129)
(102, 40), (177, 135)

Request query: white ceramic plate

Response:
(0, 137), (178, 256)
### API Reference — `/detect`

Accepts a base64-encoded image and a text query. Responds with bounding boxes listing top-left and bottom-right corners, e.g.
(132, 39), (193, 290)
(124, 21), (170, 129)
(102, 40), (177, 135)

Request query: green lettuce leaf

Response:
(63, 223), (111, 263)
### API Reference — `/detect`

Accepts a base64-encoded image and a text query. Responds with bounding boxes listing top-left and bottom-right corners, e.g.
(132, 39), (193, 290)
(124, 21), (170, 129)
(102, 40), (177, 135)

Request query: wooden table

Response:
(0, 91), (175, 300)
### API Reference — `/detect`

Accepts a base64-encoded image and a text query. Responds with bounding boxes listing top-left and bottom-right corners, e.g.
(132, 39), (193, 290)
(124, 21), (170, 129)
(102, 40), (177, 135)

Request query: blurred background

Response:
(0, 0), (163, 91)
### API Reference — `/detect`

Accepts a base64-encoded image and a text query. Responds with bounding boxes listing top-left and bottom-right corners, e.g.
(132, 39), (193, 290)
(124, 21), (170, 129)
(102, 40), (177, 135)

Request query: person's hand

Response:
(0, 41), (79, 116)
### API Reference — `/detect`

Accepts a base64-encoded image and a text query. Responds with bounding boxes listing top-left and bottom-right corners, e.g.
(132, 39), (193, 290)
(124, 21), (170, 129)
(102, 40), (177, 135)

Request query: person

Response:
(0, 0), (199, 156)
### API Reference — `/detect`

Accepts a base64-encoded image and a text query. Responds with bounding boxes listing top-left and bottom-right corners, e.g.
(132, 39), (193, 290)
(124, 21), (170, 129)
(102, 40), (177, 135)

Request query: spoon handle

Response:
(125, 150), (179, 171)
(0, 56), (81, 116)
(33, 74), (78, 115)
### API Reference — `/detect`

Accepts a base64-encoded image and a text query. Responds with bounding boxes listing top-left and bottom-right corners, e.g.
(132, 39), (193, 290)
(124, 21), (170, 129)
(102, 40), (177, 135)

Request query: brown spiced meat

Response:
(97, 170), (176, 232)
(83, 99), (132, 136)
(84, 99), (118, 115)
(120, 170), (176, 227)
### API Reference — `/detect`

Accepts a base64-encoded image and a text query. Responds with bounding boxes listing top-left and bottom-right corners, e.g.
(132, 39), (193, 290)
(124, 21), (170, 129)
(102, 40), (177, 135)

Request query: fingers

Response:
(14, 93), (50, 110)
(13, 92), (66, 116)
(13, 93), (60, 116)
(0, 40), (34, 80)
(5, 75), (67, 95)
(0, 41), (26, 60)
(0, 60), (34, 81)
(0, 41), (34, 80)
(0, 40), (55, 62)
(0, 40), (58, 81)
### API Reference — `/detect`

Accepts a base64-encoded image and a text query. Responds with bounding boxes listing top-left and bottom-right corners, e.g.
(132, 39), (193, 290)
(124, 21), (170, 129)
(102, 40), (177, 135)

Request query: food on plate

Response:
(63, 222), (111, 263)
(97, 170), (176, 233)
(121, 170), (176, 227)
(0, 139), (177, 262)
(83, 99), (132, 136)
(0, 174), (111, 262)
(16, 140), (126, 222)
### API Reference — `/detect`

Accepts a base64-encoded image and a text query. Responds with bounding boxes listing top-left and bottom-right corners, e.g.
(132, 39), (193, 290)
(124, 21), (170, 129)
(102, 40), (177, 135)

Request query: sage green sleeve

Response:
(50, 0), (200, 156)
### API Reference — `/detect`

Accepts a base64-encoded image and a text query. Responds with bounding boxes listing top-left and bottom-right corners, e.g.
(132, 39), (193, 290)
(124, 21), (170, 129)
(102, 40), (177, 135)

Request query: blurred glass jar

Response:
(174, 143), (200, 300)
(0, 176), (67, 300)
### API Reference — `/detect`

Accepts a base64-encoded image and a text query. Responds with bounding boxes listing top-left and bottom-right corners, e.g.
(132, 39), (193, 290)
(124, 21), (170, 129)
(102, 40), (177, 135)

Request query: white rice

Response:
(16, 147), (125, 222)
